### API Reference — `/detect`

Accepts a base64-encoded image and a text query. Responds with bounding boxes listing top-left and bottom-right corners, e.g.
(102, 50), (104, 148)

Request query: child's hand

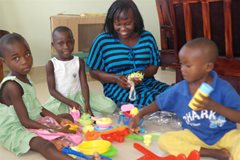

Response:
(116, 75), (131, 89)
(193, 93), (215, 110)
(69, 101), (81, 110)
(57, 125), (76, 134)
(60, 118), (73, 127)
(85, 104), (94, 116)
(129, 114), (141, 132)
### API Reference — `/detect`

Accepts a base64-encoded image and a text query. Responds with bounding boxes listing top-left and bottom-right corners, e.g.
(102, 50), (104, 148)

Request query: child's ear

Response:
(51, 42), (54, 47)
(206, 62), (214, 72)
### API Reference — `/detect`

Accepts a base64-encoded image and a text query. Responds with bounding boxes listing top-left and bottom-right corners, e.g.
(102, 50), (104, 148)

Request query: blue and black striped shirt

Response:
(87, 31), (169, 107)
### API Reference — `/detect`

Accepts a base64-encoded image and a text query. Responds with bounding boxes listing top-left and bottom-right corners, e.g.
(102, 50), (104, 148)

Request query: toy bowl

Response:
(96, 117), (112, 128)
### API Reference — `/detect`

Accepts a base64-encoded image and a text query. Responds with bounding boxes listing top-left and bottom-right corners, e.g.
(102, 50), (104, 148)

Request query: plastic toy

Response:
(133, 143), (200, 160)
(66, 123), (79, 131)
(82, 125), (94, 134)
(85, 126), (129, 141)
(79, 113), (93, 126)
(189, 82), (213, 110)
(101, 145), (118, 158)
(118, 113), (143, 126)
(62, 147), (89, 159)
(70, 107), (80, 122)
(100, 127), (130, 143)
(72, 140), (111, 155)
(127, 72), (144, 101)
(95, 117), (113, 129)
(143, 134), (152, 146)
(128, 71), (144, 81)
(125, 134), (144, 141)
(121, 104), (134, 112)
(62, 147), (112, 160)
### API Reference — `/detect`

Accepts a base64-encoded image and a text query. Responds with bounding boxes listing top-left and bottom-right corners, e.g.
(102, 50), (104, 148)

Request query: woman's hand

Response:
(132, 77), (142, 86)
(116, 75), (131, 89)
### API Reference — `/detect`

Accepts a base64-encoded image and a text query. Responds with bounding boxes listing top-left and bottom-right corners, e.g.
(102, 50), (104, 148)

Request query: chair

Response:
(156, 0), (240, 94)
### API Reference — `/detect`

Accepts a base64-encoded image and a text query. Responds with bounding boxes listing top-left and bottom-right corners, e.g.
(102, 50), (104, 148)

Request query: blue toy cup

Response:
(118, 114), (143, 126)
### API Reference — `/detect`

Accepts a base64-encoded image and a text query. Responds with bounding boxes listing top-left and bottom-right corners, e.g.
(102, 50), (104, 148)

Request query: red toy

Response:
(101, 127), (130, 143)
(133, 143), (200, 160)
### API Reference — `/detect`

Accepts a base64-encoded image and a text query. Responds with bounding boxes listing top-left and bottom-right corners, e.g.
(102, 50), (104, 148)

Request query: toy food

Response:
(79, 113), (92, 126)
(82, 125), (94, 134)
(67, 123), (79, 131)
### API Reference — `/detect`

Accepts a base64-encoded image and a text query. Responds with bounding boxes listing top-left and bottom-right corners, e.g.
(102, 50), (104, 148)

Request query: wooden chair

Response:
(156, 0), (240, 94)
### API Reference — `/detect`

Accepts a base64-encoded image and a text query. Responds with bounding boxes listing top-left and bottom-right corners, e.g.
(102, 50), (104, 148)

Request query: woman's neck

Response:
(119, 33), (139, 47)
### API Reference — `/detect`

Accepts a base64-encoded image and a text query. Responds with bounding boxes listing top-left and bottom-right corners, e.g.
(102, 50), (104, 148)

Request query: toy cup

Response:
(189, 82), (213, 110)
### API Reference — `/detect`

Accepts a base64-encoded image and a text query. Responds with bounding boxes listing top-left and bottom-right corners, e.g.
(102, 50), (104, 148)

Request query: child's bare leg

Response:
(200, 147), (232, 160)
(30, 137), (74, 160)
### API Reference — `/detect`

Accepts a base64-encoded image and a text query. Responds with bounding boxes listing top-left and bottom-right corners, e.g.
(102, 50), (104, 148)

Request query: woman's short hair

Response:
(104, 0), (144, 37)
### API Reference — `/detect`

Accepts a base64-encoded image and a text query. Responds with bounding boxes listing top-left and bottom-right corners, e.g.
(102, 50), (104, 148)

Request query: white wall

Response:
(0, 0), (160, 67)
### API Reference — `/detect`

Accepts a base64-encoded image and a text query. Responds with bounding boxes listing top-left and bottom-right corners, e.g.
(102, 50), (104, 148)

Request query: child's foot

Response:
(90, 152), (100, 160)
(215, 149), (232, 160)
(201, 148), (232, 160)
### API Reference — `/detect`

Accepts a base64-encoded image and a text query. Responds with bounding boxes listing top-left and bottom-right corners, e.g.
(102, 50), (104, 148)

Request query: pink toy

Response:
(70, 107), (80, 122)
(121, 104), (134, 112)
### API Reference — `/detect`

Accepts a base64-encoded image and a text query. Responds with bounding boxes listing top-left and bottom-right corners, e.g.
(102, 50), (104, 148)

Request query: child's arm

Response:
(79, 59), (93, 116)
(3, 81), (51, 130)
(129, 101), (159, 129)
(195, 93), (240, 123)
(46, 60), (81, 110)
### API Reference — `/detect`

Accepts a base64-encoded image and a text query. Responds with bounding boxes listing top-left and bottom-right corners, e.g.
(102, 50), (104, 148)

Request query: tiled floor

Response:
(0, 67), (215, 160)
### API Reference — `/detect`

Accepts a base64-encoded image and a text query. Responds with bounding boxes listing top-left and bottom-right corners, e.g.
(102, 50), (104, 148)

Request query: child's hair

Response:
(52, 26), (74, 41)
(0, 33), (29, 58)
(104, 0), (144, 36)
(0, 30), (9, 38)
(184, 37), (218, 63)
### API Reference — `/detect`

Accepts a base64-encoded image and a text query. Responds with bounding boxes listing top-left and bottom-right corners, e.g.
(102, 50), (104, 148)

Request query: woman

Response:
(87, 0), (169, 107)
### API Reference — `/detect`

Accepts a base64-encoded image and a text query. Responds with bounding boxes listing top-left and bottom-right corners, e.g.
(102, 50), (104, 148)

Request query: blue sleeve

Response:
(147, 32), (160, 66)
(156, 85), (179, 112)
(221, 83), (240, 110)
(87, 33), (105, 70)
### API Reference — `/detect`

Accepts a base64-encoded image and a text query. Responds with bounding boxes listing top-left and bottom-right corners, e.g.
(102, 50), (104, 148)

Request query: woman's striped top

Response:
(87, 31), (169, 107)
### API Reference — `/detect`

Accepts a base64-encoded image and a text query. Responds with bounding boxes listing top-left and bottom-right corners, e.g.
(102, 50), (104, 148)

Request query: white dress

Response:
(44, 56), (117, 116)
